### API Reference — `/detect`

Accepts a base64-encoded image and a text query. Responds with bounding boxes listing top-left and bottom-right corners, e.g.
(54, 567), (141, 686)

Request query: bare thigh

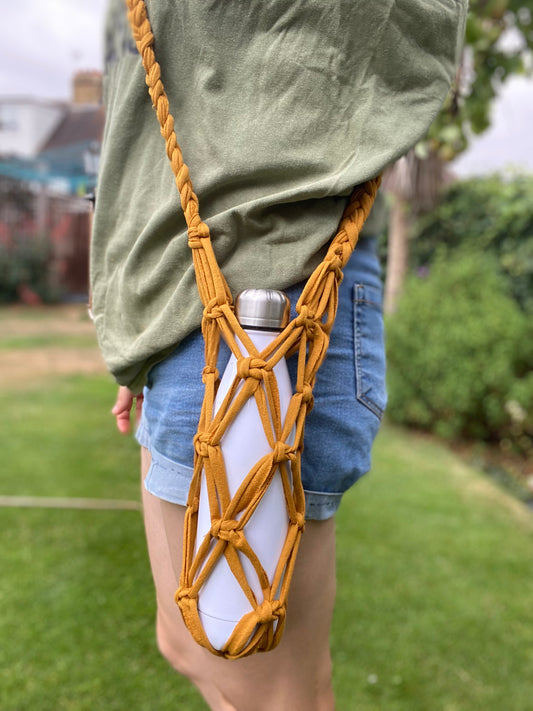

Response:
(141, 446), (337, 711)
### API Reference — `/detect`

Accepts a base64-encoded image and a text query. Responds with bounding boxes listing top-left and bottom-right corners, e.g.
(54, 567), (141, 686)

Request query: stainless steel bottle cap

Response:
(235, 289), (291, 330)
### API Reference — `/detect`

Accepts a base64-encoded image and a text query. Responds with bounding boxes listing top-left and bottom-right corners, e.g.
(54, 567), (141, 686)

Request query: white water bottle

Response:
(195, 289), (293, 650)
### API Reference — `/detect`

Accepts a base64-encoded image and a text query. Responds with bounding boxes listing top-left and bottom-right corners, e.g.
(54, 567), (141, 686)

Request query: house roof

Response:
(0, 103), (105, 194)
(40, 105), (105, 152)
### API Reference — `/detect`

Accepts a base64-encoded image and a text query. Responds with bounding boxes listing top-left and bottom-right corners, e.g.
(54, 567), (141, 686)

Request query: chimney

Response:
(72, 71), (103, 105)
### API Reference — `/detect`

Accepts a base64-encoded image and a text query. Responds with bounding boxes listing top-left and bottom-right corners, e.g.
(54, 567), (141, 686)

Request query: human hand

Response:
(111, 386), (143, 434)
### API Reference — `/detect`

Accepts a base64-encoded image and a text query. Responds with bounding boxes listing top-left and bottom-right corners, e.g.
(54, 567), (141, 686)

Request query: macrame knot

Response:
(272, 441), (294, 465)
(175, 586), (195, 602)
(290, 512), (306, 532)
(255, 599), (285, 625)
(327, 254), (344, 280)
(295, 305), (317, 337)
(187, 217), (210, 247)
(194, 432), (213, 458)
(203, 299), (225, 322)
(211, 519), (244, 547)
(296, 383), (314, 409)
(236, 357), (268, 381)
(202, 365), (219, 383)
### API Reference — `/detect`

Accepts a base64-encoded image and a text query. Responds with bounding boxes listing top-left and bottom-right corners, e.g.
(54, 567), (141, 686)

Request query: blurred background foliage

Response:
(0, 178), (61, 304)
(383, 173), (533, 471)
(383, 0), (533, 480)
(425, 0), (533, 162)
(411, 176), (533, 312)
(385, 245), (533, 458)
(383, 0), (533, 313)
(0, 235), (56, 303)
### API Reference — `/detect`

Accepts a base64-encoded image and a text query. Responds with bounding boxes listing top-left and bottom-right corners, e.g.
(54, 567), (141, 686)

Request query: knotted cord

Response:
(126, 0), (381, 659)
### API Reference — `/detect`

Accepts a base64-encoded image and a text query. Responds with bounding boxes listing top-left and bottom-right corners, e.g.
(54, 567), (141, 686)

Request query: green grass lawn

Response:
(1, 373), (532, 710)
(0, 334), (98, 350)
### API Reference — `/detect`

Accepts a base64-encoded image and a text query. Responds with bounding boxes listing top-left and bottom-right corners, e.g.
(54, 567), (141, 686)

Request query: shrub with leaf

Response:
(0, 235), (58, 304)
(385, 249), (533, 456)
(411, 176), (533, 312)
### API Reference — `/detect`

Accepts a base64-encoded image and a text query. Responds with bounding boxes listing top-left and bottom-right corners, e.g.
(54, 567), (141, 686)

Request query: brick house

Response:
(0, 72), (104, 301)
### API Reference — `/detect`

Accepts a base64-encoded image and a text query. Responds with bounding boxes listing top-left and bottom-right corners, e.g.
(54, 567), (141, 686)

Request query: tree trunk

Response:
(384, 195), (410, 315)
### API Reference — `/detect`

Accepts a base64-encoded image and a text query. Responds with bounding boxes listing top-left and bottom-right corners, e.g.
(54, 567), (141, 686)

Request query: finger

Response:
(116, 409), (132, 435)
(112, 386), (134, 416)
(112, 386), (135, 434)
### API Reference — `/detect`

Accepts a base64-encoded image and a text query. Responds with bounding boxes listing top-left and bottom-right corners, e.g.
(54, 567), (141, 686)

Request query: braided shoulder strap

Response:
(126, 0), (381, 659)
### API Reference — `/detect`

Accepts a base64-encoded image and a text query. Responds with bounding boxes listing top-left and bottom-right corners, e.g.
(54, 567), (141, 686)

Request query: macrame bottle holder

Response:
(126, 0), (381, 659)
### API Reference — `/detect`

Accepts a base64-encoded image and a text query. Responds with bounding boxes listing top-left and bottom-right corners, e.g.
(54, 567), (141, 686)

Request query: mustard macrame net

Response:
(126, 0), (381, 660)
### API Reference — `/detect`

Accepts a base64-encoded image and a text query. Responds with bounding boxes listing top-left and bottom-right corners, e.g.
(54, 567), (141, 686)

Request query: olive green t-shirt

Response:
(91, 0), (467, 392)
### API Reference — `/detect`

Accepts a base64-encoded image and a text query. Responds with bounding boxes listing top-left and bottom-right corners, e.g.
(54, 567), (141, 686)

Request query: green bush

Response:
(411, 175), (533, 312)
(386, 250), (533, 455)
(0, 235), (59, 303)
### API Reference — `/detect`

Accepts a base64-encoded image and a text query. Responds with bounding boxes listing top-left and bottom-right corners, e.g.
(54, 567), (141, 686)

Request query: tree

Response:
(383, 0), (533, 314)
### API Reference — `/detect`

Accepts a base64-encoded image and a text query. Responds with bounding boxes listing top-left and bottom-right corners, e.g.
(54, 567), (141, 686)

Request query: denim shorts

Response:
(136, 236), (387, 520)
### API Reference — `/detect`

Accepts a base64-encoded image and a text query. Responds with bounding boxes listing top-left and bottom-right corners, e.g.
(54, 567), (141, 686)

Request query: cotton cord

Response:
(126, 0), (381, 659)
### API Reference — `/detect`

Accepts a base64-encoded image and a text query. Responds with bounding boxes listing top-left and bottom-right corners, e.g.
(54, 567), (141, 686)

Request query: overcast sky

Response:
(454, 75), (533, 177)
(0, 0), (107, 101)
(1, 0), (532, 176)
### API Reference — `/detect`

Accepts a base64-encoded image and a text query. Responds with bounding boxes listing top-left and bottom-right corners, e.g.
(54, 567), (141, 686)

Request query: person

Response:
(92, 1), (467, 708)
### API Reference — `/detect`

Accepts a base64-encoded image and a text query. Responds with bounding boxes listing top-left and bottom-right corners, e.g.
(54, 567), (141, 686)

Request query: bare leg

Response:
(141, 446), (336, 711)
